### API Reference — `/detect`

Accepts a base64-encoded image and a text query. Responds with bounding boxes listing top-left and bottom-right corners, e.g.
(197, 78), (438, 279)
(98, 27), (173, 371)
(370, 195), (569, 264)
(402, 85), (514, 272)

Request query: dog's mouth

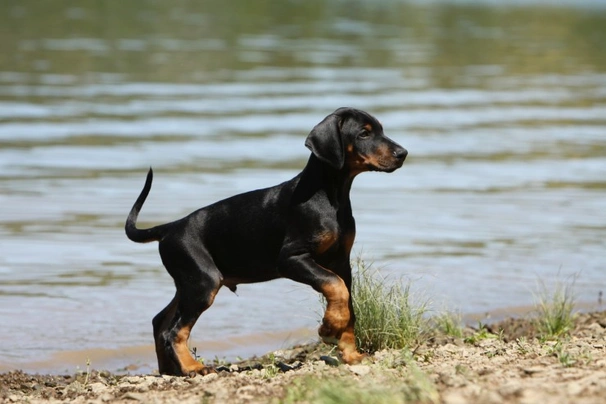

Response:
(370, 145), (407, 172)
(371, 157), (405, 173)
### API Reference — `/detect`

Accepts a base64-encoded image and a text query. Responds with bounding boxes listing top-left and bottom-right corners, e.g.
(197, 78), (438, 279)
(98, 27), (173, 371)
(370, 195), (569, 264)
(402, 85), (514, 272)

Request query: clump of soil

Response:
(2, 311), (606, 403)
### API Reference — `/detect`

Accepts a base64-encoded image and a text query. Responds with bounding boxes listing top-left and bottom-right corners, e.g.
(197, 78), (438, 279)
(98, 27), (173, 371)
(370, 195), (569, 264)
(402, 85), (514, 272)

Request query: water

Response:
(1, 0), (605, 373)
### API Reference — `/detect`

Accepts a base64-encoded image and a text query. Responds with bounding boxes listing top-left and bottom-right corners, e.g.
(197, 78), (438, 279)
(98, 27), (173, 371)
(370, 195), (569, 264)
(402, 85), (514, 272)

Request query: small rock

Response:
(348, 365), (371, 376)
(137, 378), (156, 393)
(567, 381), (585, 396)
(477, 367), (494, 376)
(160, 375), (176, 382)
(498, 381), (523, 398)
(522, 367), (543, 375)
(272, 349), (289, 361)
(543, 341), (557, 347)
(172, 378), (190, 388)
(479, 390), (504, 404)
(320, 355), (340, 367)
(237, 385), (258, 401)
(121, 392), (146, 401)
(442, 391), (467, 404)
(88, 382), (108, 394)
(123, 376), (143, 384)
(100, 392), (114, 402)
(276, 362), (294, 372)
(203, 373), (219, 382)
(518, 388), (543, 404)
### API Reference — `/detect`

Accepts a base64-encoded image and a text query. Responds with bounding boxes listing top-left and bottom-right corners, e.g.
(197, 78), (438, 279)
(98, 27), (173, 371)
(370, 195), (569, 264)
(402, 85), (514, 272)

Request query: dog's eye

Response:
(358, 130), (370, 139)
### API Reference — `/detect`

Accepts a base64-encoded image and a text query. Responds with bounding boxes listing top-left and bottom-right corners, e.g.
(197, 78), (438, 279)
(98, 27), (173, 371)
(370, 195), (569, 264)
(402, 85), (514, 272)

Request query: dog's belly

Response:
(214, 252), (281, 281)
(206, 227), (284, 281)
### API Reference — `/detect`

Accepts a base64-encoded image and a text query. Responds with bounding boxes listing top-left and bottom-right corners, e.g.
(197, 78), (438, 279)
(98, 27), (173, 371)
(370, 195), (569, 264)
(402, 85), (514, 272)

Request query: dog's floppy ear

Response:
(305, 113), (344, 169)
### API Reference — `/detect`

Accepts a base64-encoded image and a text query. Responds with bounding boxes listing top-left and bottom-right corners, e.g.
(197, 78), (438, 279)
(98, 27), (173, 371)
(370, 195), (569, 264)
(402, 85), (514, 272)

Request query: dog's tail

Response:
(125, 168), (168, 243)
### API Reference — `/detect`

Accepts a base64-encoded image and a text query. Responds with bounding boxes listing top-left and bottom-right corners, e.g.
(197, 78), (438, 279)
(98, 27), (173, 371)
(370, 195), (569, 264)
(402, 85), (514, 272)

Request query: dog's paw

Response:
(182, 362), (216, 377)
(340, 350), (368, 365)
(318, 322), (342, 344)
(320, 335), (340, 346)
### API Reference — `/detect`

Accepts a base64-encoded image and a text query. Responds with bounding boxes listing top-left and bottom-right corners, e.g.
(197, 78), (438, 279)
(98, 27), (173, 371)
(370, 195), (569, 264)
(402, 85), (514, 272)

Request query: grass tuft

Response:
(431, 311), (464, 338)
(350, 258), (429, 353)
(534, 273), (577, 339)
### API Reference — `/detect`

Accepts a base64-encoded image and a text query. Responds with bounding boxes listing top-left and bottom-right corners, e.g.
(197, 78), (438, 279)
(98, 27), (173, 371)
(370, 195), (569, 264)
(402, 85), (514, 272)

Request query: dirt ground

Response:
(2, 311), (605, 403)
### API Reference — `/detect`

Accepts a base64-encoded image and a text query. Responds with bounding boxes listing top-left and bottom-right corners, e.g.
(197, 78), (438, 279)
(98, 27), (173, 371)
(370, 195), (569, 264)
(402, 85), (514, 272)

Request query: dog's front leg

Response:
(278, 252), (365, 364)
(317, 276), (366, 364)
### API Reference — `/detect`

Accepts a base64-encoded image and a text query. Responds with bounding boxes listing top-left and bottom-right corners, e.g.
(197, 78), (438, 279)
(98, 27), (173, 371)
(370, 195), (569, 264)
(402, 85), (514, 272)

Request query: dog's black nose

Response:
(394, 147), (408, 161)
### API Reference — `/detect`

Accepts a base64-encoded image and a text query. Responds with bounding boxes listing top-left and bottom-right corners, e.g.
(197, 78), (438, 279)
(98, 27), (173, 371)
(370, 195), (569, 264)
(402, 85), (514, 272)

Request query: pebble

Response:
(522, 366), (544, 375)
(319, 355), (340, 367)
(567, 381), (585, 396)
(121, 392), (147, 401)
(348, 365), (371, 376)
(276, 361), (294, 372)
(586, 323), (605, 334)
(479, 390), (504, 404)
(498, 381), (523, 398)
(518, 388), (544, 404)
(203, 373), (219, 382)
(123, 376), (143, 384)
(99, 392), (114, 402)
(441, 391), (467, 404)
(88, 382), (108, 394)
(136, 378), (156, 392)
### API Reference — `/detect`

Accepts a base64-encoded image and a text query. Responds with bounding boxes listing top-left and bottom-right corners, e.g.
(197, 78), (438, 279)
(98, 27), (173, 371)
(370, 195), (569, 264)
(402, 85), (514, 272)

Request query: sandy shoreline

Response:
(2, 310), (606, 403)
(2, 301), (602, 375)
(0, 327), (319, 376)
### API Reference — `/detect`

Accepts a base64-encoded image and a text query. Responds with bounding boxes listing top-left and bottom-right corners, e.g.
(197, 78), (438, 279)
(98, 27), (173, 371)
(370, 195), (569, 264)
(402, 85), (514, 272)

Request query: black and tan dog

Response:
(125, 107), (407, 376)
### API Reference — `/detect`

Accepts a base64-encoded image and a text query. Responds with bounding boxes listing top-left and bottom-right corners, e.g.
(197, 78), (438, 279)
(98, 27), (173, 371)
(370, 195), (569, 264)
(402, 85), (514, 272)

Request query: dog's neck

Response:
(294, 154), (354, 210)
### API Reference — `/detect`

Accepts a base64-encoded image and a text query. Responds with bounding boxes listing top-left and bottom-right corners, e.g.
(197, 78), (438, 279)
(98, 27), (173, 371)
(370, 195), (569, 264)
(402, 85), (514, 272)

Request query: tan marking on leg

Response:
(339, 328), (366, 364)
(174, 325), (207, 375)
(318, 278), (350, 341)
(173, 287), (220, 376)
(319, 278), (365, 364)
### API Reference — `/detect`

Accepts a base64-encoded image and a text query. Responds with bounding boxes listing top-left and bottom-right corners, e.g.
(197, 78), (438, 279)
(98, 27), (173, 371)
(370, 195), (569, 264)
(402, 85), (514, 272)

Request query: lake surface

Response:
(1, 0), (605, 373)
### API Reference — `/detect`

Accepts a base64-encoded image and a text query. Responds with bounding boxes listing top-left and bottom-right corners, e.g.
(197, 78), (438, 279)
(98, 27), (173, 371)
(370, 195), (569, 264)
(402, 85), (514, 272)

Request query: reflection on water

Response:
(1, 0), (605, 372)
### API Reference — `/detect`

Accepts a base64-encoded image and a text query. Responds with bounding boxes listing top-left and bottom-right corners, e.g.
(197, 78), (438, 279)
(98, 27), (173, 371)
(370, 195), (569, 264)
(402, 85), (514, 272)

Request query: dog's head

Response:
(305, 107), (407, 175)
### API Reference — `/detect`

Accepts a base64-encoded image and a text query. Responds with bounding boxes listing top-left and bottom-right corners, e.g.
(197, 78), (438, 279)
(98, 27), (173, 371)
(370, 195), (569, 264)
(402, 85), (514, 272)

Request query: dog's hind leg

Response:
(155, 247), (222, 376)
(152, 294), (180, 375)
